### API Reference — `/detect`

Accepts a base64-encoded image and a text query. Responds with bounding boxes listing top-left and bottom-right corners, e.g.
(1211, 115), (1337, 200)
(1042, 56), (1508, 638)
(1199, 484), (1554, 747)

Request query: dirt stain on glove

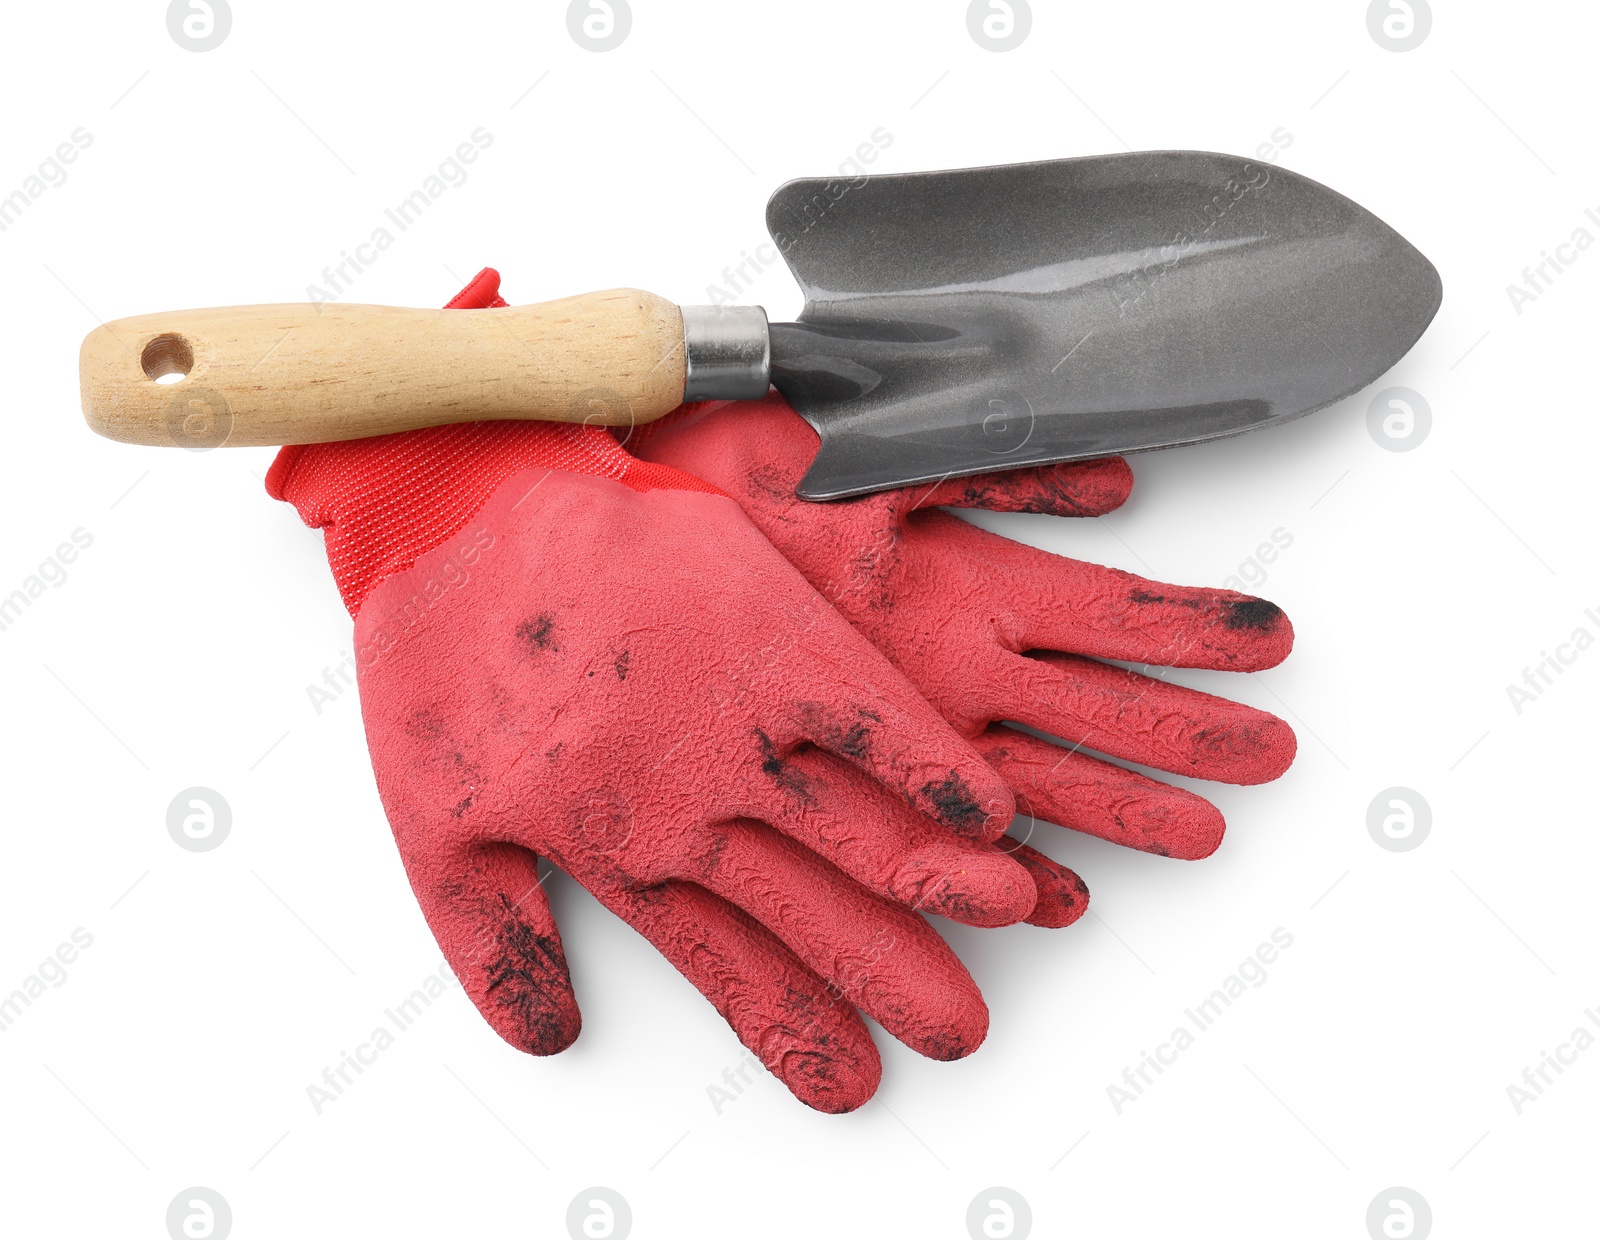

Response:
(482, 893), (581, 1055)
(755, 729), (816, 803)
(516, 612), (558, 653)
(919, 771), (987, 835)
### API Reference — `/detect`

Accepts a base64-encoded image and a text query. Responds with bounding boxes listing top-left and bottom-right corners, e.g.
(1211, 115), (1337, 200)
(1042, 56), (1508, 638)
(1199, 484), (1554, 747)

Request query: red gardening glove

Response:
(632, 392), (1297, 865)
(268, 270), (1075, 1113)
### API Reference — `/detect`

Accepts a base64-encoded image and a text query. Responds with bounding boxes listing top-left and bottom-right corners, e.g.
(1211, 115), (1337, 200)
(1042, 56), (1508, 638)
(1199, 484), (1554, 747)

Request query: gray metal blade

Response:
(764, 151), (1442, 500)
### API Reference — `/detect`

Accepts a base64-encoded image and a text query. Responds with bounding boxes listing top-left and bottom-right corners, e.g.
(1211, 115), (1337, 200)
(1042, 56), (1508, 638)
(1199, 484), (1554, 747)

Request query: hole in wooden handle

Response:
(141, 333), (194, 385)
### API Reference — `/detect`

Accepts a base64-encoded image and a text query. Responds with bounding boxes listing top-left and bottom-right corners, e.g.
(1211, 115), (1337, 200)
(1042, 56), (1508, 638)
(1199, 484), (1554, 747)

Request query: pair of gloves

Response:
(269, 270), (1296, 1111)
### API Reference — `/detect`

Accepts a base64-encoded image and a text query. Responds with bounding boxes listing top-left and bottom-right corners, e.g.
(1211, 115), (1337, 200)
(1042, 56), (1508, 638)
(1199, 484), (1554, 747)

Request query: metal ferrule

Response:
(680, 305), (771, 401)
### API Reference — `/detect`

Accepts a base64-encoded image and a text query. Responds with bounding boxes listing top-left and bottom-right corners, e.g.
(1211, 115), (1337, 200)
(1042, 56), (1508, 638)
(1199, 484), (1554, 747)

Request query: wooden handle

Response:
(79, 289), (687, 448)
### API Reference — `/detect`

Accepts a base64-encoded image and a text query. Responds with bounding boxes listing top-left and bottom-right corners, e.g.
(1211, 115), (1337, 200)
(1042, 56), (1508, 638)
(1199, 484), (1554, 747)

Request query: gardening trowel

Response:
(80, 150), (1441, 500)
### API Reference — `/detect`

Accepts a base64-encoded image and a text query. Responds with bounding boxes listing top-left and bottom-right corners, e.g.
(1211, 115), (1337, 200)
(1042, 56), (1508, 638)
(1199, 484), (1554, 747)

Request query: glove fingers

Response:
(977, 538), (1294, 671)
(974, 725), (1231, 859)
(995, 651), (1296, 787)
(911, 457), (1133, 517)
(683, 820), (989, 1062)
(400, 839), (581, 1055)
(769, 677), (1015, 844)
(594, 878), (881, 1113)
(992, 837), (1091, 927)
(743, 745), (1036, 927)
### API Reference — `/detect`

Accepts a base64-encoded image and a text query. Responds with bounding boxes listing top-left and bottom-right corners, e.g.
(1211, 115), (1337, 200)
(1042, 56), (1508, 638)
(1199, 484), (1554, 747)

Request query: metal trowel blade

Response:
(763, 151), (1442, 500)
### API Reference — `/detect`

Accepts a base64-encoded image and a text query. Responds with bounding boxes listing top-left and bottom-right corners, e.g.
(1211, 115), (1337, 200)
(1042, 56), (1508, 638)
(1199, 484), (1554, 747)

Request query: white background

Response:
(1, 1), (1594, 1236)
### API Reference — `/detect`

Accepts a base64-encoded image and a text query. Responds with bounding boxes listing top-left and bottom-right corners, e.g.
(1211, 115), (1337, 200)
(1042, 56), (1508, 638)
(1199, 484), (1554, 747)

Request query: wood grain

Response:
(80, 289), (687, 447)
